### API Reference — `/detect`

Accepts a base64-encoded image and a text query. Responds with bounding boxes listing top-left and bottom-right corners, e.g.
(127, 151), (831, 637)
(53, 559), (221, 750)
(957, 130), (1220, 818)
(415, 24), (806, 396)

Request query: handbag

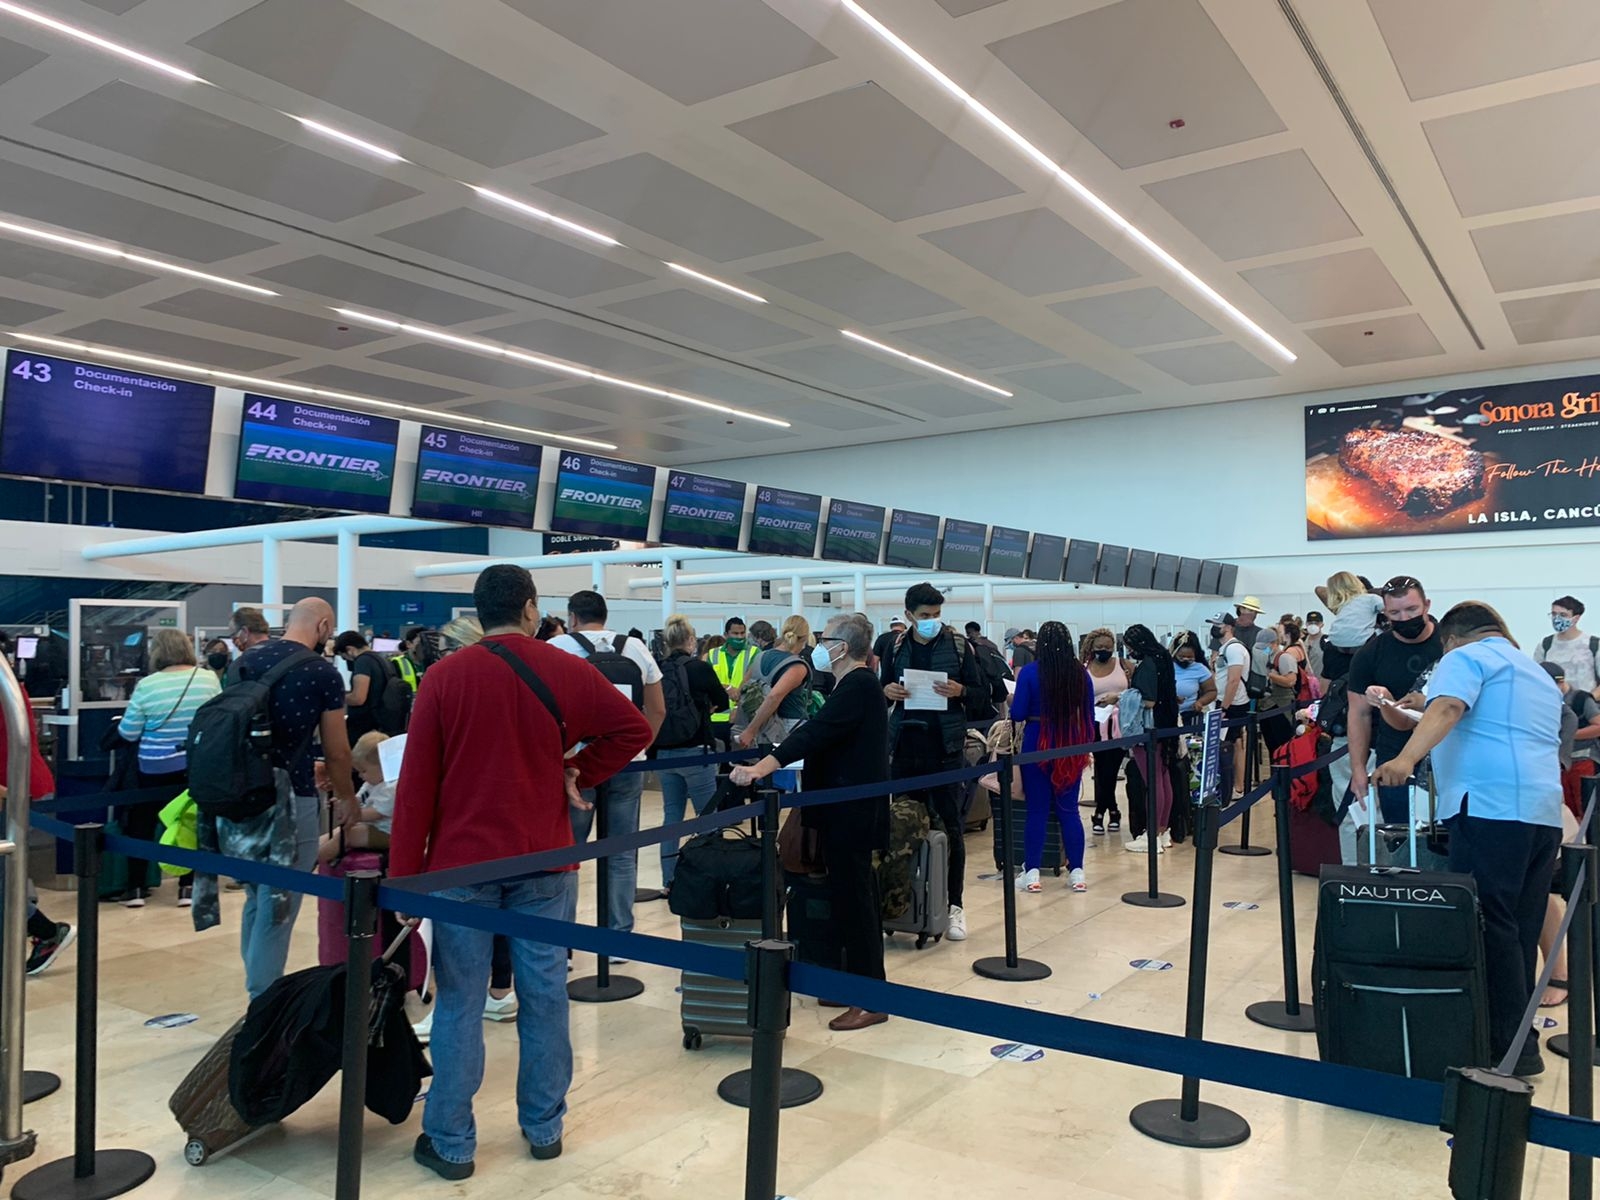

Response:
(778, 808), (824, 874)
(978, 718), (1023, 796)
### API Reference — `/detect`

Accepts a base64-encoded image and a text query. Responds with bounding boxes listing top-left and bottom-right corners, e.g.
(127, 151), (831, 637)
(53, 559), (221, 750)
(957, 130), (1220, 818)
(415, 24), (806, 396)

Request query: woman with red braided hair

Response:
(1010, 621), (1096, 893)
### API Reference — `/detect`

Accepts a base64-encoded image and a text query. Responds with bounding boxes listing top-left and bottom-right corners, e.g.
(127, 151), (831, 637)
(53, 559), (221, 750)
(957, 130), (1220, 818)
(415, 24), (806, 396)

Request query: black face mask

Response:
(1092, 649), (1113, 663)
(1390, 614), (1428, 640)
(206, 651), (231, 671)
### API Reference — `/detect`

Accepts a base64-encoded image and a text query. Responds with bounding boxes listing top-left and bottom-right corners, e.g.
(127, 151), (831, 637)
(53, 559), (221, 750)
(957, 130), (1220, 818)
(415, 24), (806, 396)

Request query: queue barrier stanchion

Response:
(1123, 730), (1183, 910)
(1551, 780), (1600, 1066)
(1441, 1068), (1534, 1200)
(719, 787), (822, 1110)
(569, 793), (644, 1003)
(741, 937), (795, 1200)
(1129, 788), (1250, 1148)
(12, 824), (156, 1200)
(22, 1073), (59, 1105)
(1560, 844), (1595, 1200)
(334, 871), (379, 1200)
(1219, 713), (1270, 858)
(1245, 766), (1317, 1033)
(974, 754), (1052, 982)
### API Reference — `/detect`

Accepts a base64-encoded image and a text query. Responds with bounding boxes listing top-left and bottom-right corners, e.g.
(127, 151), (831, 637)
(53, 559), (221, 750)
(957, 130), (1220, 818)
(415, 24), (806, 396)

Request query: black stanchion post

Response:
(1566, 845), (1594, 1200)
(1220, 712), (1271, 858)
(569, 792), (643, 1003)
(719, 788), (822, 1109)
(13, 824), (155, 1200)
(1441, 1068), (1533, 1200)
(741, 938), (794, 1200)
(974, 755), (1052, 981)
(334, 871), (379, 1200)
(1246, 766), (1316, 1033)
(1129, 794), (1251, 1148)
(1123, 732), (1183, 910)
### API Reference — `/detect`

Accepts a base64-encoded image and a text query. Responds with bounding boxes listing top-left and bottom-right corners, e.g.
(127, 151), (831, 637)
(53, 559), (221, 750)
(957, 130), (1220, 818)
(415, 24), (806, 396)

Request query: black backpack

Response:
(187, 645), (316, 822)
(362, 652), (409, 736)
(653, 652), (703, 749)
(568, 631), (644, 709)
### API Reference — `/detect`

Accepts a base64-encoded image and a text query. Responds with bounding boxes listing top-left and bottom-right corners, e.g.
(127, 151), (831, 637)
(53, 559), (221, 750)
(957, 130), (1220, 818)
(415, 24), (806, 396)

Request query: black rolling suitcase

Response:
(991, 790), (1063, 876)
(1312, 791), (1490, 1082)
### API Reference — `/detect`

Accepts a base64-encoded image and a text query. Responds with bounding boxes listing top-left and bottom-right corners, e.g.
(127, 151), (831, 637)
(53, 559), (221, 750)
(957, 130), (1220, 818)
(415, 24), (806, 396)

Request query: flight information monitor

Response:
(748, 485), (821, 557)
(1198, 560), (1222, 594)
(550, 452), (655, 540)
(1, 350), (214, 494)
(1026, 533), (1066, 582)
(411, 425), (540, 528)
(939, 519), (987, 574)
(660, 471), (746, 551)
(1217, 563), (1239, 597)
(1177, 557), (1202, 593)
(986, 526), (1028, 578)
(821, 499), (886, 564)
(1064, 538), (1100, 584)
(235, 396), (398, 512)
(1125, 549), (1156, 589)
(1153, 554), (1180, 591)
(1096, 544), (1130, 586)
(885, 509), (939, 570)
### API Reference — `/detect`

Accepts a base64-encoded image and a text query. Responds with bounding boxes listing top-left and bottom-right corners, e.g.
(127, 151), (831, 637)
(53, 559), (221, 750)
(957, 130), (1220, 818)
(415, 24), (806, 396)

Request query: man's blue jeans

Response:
(239, 791), (319, 999)
(570, 771), (644, 932)
(655, 747), (717, 889)
(423, 872), (580, 1163)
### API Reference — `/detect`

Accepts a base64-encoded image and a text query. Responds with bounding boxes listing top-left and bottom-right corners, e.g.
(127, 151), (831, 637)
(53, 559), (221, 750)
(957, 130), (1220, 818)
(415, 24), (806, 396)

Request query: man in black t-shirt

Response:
(1346, 576), (1443, 822)
(334, 630), (389, 741)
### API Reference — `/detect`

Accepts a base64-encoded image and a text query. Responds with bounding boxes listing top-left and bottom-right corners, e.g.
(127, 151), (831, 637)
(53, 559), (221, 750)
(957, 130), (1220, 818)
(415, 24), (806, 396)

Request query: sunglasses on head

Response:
(1380, 575), (1422, 597)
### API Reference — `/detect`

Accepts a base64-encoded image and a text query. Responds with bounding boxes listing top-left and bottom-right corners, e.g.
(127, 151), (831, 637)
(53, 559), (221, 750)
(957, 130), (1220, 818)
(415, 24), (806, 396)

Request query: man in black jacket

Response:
(882, 583), (991, 942)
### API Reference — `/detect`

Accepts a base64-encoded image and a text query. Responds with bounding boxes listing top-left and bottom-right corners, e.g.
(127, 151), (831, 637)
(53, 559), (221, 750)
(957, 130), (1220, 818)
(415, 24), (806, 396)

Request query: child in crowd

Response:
(1319, 571), (1382, 649)
(315, 730), (395, 865)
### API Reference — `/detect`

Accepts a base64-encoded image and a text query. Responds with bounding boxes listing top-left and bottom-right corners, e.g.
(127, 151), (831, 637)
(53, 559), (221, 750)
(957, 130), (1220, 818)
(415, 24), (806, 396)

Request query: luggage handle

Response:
(381, 922), (415, 964)
(1365, 780), (1421, 870)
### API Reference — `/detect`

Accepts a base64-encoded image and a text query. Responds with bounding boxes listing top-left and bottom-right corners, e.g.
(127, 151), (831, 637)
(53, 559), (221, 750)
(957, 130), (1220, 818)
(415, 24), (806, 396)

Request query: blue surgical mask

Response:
(914, 618), (941, 640)
(810, 643), (835, 672)
(1554, 616), (1576, 633)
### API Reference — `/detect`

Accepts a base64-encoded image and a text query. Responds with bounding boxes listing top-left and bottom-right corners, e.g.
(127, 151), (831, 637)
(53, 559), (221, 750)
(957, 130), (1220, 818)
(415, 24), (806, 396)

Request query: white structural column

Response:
(854, 573), (866, 613)
(261, 535), (282, 610)
(661, 556), (678, 625)
(336, 529), (358, 633)
(591, 561), (606, 594)
(984, 582), (995, 625)
(791, 575), (804, 614)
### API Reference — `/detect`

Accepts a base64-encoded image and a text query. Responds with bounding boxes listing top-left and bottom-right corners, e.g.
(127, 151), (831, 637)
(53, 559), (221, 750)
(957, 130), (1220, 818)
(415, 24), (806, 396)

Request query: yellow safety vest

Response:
(708, 646), (757, 725)
(391, 654), (420, 693)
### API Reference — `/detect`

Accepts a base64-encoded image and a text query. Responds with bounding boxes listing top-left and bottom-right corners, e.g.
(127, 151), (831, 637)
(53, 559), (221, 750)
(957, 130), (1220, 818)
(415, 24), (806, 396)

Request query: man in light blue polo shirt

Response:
(1377, 601), (1563, 1077)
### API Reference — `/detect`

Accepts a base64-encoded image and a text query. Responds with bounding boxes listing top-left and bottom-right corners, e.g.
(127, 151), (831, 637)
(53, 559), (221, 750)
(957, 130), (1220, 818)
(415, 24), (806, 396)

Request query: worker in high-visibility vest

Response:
(391, 625), (431, 693)
(708, 617), (758, 751)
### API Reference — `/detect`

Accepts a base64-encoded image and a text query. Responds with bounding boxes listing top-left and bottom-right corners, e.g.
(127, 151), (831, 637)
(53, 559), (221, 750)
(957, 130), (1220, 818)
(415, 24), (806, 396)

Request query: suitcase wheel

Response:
(184, 1138), (210, 1167)
(1052, 866), (1062, 877)
(682, 1028), (703, 1051)
(915, 934), (928, 950)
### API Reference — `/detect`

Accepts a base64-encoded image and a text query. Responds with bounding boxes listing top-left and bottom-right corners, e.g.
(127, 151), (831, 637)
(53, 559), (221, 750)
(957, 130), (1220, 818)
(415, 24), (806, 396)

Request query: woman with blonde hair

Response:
(736, 615), (813, 749)
(115, 627), (220, 906)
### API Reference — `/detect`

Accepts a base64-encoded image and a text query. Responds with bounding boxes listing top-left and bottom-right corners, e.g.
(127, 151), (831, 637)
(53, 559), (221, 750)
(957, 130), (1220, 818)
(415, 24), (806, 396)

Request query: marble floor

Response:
(11, 792), (1589, 1199)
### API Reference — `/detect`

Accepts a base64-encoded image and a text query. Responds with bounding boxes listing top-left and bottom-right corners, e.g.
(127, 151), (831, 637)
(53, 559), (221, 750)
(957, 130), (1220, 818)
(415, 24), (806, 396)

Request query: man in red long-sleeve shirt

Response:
(392, 565), (651, 1180)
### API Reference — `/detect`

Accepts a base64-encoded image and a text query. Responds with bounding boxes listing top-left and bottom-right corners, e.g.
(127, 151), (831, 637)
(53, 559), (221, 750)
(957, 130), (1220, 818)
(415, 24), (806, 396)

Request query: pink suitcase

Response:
(317, 851), (427, 991)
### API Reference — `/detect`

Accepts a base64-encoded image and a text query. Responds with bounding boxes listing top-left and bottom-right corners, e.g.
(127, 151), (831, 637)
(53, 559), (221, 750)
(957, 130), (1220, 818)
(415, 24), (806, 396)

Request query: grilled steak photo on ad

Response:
(1338, 428), (1486, 515)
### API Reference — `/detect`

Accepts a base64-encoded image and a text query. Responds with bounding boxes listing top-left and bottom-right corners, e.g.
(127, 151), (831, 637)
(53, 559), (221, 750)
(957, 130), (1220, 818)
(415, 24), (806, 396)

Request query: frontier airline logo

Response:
(245, 444), (384, 478)
(422, 469), (527, 493)
(560, 487), (644, 510)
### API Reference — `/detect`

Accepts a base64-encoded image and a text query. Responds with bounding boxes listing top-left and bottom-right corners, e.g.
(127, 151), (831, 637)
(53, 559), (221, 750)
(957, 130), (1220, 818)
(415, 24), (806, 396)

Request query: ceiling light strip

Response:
(470, 187), (620, 247)
(0, 217), (276, 296)
(294, 117), (406, 163)
(836, 0), (1296, 364)
(0, 0), (205, 82)
(6, 332), (618, 451)
(332, 308), (792, 428)
(841, 330), (1012, 397)
(666, 262), (767, 304)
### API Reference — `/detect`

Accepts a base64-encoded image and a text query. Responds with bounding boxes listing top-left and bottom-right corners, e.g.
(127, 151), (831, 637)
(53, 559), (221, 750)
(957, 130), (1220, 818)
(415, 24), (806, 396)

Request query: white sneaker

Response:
(1124, 835), (1148, 853)
(1159, 831), (1173, 850)
(1015, 868), (1041, 893)
(484, 992), (518, 1022)
(412, 1008), (433, 1045)
(1069, 868), (1087, 892)
(946, 906), (968, 941)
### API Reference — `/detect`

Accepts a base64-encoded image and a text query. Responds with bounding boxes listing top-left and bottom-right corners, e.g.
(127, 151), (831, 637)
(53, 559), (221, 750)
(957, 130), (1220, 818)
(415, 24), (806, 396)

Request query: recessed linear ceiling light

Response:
(470, 186), (620, 248)
(332, 307), (793, 429)
(666, 263), (767, 304)
(7, 332), (619, 451)
(0, 0), (205, 83)
(0, 217), (276, 296)
(840, 330), (1012, 398)
(836, 0), (1296, 364)
(294, 117), (406, 163)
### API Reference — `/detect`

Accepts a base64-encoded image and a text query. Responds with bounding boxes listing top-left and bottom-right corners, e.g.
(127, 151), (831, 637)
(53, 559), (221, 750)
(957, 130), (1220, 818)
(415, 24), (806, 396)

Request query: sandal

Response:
(1540, 979), (1569, 1008)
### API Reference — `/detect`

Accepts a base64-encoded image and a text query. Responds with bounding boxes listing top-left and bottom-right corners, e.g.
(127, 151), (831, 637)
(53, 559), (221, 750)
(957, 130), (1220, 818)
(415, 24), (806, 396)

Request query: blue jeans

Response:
(423, 873), (580, 1163)
(570, 771), (644, 932)
(240, 791), (320, 999)
(655, 747), (717, 889)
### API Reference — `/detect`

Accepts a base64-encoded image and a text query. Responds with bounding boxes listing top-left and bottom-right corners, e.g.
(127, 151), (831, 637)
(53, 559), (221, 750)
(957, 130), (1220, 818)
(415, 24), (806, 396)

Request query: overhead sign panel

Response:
(550, 451), (655, 541)
(411, 425), (540, 528)
(660, 471), (746, 551)
(234, 396), (398, 512)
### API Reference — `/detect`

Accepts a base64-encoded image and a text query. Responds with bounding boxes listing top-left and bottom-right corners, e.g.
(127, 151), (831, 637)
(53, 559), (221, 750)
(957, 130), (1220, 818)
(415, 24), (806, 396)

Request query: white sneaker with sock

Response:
(412, 1008), (433, 1045)
(947, 906), (968, 941)
(1069, 868), (1087, 892)
(1015, 868), (1041, 892)
(484, 992), (519, 1022)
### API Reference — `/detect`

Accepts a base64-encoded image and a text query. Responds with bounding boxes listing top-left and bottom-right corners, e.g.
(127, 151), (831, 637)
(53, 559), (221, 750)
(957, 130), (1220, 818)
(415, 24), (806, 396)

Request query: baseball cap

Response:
(1003, 628), (1020, 642)
(1219, 612), (1238, 627)
(1237, 596), (1265, 614)
(1540, 661), (1566, 684)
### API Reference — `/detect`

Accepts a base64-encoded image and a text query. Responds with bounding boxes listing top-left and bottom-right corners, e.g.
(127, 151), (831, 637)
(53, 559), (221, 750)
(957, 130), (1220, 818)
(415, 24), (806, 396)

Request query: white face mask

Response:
(810, 642), (836, 672)
(1305, 624), (1322, 636)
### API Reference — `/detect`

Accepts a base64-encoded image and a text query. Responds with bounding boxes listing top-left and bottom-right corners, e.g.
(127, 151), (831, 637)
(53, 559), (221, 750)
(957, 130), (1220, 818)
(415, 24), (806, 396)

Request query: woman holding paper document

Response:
(1010, 622), (1096, 893)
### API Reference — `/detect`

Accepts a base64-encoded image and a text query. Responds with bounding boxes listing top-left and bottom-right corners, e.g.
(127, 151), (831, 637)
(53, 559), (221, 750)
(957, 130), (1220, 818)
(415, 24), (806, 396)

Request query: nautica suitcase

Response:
(1312, 790), (1489, 1081)
(883, 830), (950, 949)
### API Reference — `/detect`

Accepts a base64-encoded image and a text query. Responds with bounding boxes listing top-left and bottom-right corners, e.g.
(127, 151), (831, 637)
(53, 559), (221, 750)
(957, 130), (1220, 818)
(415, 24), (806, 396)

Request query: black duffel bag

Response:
(668, 779), (763, 921)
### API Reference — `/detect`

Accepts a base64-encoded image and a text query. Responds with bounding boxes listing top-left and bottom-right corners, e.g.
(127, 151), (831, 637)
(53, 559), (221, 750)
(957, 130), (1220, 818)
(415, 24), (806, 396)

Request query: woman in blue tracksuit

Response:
(1010, 621), (1096, 894)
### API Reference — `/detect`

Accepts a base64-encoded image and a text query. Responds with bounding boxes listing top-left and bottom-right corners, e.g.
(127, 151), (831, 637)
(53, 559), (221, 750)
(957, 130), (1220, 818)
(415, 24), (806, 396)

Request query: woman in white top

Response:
(1082, 627), (1130, 836)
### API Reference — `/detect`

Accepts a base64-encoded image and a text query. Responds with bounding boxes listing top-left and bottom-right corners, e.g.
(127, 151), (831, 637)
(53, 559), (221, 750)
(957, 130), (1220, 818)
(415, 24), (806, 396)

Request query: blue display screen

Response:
(986, 526), (1028, 578)
(235, 395), (399, 512)
(1, 350), (214, 493)
(411, 425), (540, 528)
(885, 509), (939, 570)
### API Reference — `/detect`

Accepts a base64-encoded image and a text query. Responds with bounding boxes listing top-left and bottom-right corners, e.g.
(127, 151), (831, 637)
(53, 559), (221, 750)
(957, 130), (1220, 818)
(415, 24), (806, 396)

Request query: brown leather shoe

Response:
(817, 998), (849, 1009)
(828, 1007), (887, 1031)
